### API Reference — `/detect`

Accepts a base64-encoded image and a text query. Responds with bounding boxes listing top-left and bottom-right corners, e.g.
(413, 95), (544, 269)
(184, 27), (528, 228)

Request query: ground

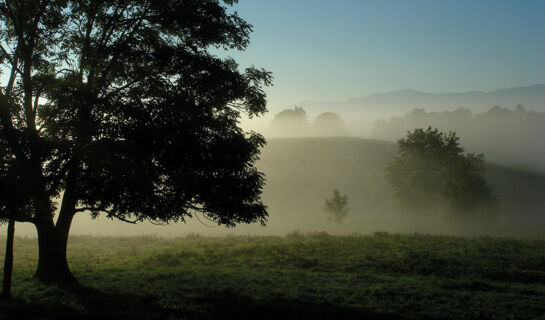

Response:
(1, 232), (545, 319)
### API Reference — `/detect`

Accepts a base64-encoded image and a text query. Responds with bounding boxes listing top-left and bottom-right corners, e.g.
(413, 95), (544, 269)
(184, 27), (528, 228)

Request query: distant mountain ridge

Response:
(297, 84), (545, 136)
(301, 84), (545, 113)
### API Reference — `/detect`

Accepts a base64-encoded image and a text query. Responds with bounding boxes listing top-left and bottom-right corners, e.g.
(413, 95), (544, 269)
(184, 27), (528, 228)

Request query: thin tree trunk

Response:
(2, 219), (15, 300)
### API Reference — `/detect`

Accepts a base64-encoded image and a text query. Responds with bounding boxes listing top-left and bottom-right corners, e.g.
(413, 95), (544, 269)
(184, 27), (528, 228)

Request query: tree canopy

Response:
(312, 112), (349, 137)
(385, 127), (497, 214)
(0, 0), (271, 283)
(270, 105), (309, 137)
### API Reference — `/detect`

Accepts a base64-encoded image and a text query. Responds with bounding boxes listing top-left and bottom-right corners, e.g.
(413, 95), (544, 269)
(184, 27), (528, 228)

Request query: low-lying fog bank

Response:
(4, 137), (544, 238)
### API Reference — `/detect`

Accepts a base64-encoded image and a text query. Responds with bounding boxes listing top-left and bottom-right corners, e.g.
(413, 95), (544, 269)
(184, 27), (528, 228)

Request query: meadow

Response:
(1, 232), (545, 319)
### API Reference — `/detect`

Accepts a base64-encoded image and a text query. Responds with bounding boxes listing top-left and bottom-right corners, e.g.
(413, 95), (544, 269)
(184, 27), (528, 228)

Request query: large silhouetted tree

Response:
(0, 0), (271, 284)
(385, 127), (497, 214)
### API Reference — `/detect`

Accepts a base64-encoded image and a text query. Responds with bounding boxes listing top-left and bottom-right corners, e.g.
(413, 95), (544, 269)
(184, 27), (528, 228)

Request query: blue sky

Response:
(223, 0), (545, 112)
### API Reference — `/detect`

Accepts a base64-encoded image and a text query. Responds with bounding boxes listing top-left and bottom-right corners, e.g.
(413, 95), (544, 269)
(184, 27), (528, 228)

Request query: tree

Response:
(385, 127), (497, 214)
(324, 189), (349, 226)
(312, 112), (349, 137)
(270, 105), (309, 137)
(0, 0), (272, 284)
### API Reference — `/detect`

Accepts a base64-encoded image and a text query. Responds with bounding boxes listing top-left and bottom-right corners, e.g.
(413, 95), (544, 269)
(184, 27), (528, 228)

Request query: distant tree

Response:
(324, 189), (349, 226)
(450, 107), (472, 119)
(0, 0), (271, 284)
(312, 112), (349, 137)
(385, 127), (497, 214)
(486, 105), (512, 116)
(408, 108), (427, 118)
(515, 104), (526, 113)
(270, 105), (309, 136)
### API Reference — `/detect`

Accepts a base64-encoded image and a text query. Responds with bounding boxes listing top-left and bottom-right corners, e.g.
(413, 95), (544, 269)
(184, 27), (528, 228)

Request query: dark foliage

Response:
(385, 127), (497, 214)
(0, 0), (271, 283)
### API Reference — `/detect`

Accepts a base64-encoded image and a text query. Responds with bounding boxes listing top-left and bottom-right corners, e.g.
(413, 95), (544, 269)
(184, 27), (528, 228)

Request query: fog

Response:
(4, 84), (545, 238)
(295, 85), (545, 136)
(371, 106), (545, 174)
(4, 130), (545, 238)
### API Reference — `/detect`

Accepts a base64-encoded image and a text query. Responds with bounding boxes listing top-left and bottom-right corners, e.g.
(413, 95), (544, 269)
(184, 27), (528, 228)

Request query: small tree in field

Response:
(385, 127), (497, 214)
(324, 189), (349, 227)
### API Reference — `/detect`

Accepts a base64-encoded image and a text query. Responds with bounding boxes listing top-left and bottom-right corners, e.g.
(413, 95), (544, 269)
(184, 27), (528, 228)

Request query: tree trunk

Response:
(34, 222), (76, 285)
(2, 219), (15, 300)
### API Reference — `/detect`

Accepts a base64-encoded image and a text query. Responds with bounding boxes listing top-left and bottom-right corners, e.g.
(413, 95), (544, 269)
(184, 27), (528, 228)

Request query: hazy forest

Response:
(1, 1), (545, 319)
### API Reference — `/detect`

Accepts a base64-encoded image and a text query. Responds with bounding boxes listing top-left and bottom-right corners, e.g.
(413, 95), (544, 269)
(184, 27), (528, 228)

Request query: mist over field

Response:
(249, 84), (545, 135)
(6, 125), (545, 238)
(3, 2), (541, 240)
(5, 83), (545, 238)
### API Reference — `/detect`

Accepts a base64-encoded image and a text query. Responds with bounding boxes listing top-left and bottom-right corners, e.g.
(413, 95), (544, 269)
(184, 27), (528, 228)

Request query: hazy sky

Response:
(224, 0), (545, 113)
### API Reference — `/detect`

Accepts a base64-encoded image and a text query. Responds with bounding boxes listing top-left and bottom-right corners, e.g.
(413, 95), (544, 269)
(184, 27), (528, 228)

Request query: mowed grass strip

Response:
(1, 232), (545, 319)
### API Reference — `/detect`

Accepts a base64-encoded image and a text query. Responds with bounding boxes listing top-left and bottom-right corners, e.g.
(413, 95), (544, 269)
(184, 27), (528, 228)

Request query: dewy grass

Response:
(1, 232), (545, 319)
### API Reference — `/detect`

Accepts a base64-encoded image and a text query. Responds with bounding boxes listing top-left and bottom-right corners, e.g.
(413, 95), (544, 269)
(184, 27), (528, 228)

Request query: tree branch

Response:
(0, 43), (23, 79)
(115, 216), (139, 224)
(194, 213), (215, 228)
(96, 5), (151, 88)
(0, 92), (28, 163)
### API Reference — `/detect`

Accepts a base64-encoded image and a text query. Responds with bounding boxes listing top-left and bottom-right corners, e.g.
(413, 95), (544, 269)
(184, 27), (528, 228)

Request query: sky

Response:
(223, 0), (545, 113)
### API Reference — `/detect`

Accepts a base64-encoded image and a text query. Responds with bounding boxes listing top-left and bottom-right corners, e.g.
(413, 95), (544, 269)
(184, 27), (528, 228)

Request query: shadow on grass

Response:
(0, 285), (438, 320)
(0, 284), (160, 320)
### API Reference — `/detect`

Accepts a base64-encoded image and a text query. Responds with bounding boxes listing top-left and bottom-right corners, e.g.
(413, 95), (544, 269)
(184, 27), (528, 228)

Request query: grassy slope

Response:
(1, 233), (545, 319)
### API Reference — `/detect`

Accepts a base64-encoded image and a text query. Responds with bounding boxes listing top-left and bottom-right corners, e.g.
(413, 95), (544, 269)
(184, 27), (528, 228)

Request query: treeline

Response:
(371, 105), (545, 173)
(268, 106), (349, 137)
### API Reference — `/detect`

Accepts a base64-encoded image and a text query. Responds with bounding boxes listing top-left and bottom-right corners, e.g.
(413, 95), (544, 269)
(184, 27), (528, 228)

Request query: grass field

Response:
(1, 232), (545, 319)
